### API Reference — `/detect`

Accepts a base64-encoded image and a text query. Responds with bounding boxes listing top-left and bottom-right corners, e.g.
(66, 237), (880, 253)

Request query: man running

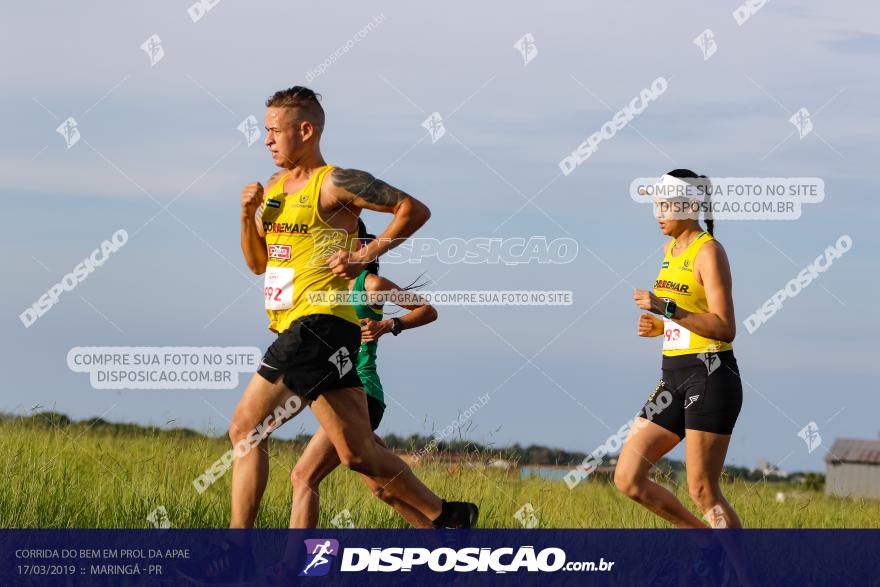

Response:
(241, 86), (477, 528)
(181, 86), (477, 584)
(239, 86), (476, 526)
(286, 219), (439, 529)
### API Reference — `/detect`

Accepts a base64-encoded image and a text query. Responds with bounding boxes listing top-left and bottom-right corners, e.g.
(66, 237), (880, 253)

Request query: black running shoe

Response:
(688, 543), (733, 587)
(176, 539), (255, 586)
(432, 500), (479, 529)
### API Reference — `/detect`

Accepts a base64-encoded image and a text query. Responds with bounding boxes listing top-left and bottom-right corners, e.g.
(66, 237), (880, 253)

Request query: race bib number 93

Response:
(663, 319), (691, 351)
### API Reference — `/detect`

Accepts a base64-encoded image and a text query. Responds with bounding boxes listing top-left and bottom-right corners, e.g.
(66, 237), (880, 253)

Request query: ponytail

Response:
(357, 218), (380, 275)
(698, 174), (714, 236)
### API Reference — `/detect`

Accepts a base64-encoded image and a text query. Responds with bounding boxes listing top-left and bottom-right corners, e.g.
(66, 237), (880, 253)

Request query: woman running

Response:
(287, 219), (440, 529)
(614, 169), (743, 531)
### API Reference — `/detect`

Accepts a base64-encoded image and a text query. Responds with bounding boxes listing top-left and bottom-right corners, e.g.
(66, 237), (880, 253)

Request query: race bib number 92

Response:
(264, 266), (294, 310)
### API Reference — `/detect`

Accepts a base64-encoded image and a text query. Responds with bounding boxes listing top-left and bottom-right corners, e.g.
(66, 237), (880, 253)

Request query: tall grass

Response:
(2, 418), (878, 528)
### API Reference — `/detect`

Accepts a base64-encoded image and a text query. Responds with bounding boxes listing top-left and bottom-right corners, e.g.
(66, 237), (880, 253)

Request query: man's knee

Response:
(337, 439), (382, 475)
(614, 468), (645, 501)
(338, 450), (371, 475)
(373, 485), (397, 507)
(228, 417), (251, 445)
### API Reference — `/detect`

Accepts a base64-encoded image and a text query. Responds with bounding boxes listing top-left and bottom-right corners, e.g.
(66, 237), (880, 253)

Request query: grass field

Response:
(3, 416), (879, 529)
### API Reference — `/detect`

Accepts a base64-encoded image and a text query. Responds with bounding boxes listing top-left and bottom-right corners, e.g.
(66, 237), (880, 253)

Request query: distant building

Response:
(825, 438), (880, 499)
(757, 458), (788, 479)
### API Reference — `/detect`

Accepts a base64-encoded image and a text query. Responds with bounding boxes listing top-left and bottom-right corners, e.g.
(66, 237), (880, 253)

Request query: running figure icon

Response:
(301, 540), (336, 576)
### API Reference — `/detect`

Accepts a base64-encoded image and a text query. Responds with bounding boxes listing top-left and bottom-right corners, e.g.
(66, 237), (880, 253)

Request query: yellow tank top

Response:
(654, 232), (733, 356)
(260, 164), (359, 332)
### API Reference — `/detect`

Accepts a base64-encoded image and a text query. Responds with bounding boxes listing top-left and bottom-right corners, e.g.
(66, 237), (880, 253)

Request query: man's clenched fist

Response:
(241, 182), (264, 219)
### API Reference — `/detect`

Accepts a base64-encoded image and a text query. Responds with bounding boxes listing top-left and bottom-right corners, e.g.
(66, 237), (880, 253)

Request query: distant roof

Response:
(826, 438), (880, 464)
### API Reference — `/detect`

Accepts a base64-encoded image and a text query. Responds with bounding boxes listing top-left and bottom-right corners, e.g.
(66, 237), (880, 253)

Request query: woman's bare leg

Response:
(614, 418), (706, 528)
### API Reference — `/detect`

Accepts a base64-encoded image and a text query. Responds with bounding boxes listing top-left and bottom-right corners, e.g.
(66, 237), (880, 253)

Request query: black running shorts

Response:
(367, 394), (385, 432)
(257, 314), (362, 401)
(638, 350), (743, 439)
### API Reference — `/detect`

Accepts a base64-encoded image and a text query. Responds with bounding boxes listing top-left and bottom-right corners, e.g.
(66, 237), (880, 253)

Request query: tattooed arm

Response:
(325, 168), (431, 277)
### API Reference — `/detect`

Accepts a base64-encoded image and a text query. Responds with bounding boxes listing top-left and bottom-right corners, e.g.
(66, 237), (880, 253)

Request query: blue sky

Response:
(2, 1), (878, 473)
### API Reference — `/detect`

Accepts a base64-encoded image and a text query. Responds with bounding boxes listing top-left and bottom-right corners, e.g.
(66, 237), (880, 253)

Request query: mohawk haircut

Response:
(266, 86), (325, 133)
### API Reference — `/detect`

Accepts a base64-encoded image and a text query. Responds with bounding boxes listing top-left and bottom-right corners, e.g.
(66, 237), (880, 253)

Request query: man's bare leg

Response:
(289, 427), (433, 530)
(228, 372), (299, 528)
(309, 386), (443, 521)
(368, 434), (434, 528)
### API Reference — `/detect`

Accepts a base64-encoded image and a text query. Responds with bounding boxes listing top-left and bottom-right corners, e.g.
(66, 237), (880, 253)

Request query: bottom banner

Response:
(2, 529), (878, 585)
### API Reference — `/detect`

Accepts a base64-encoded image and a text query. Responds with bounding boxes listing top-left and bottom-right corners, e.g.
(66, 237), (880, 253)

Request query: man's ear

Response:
(299, 120), (315, 142)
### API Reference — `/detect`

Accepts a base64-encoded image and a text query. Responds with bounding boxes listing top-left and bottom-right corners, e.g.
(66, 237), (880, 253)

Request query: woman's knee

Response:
(687, 478), (721, 509)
